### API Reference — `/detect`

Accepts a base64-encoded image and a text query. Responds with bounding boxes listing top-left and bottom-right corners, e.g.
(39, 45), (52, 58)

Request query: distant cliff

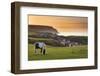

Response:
(28, 25), (58, 34)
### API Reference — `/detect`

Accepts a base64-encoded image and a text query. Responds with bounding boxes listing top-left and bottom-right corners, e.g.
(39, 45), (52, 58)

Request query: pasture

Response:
(28, 44), (88, 61)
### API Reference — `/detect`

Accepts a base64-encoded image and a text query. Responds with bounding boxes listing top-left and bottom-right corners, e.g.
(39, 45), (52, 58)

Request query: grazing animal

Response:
(34, 42), (46, 55)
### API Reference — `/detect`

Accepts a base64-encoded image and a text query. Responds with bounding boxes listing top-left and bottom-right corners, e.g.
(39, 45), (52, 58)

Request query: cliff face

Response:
(28, 25), (58, 34)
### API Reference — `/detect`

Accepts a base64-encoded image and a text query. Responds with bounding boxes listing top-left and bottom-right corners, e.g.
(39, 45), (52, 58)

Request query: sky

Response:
(28, 15), (88, 36)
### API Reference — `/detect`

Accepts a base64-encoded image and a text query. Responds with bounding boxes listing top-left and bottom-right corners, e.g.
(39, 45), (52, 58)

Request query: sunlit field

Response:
(28, 44), (88, 61)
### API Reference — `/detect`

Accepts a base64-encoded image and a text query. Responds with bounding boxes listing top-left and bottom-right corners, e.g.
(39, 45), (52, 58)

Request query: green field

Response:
(28, 44), (88, 61)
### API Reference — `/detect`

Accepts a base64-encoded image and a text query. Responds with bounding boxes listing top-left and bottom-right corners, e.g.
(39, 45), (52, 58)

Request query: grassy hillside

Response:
(28, 44), (88, 60)
(28, 25), (88, 60)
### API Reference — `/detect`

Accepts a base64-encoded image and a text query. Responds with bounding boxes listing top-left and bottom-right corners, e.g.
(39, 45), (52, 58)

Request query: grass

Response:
(29, 37), (52, 41)
(28, 32), (37, 35)
(28, 44), (88, 61)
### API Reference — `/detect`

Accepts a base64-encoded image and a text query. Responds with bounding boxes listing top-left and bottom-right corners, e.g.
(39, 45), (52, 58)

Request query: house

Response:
(65, 40), (79, 47)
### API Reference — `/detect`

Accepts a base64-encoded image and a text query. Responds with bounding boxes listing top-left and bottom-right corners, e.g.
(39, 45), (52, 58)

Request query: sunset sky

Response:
(28, 15), (88, 36)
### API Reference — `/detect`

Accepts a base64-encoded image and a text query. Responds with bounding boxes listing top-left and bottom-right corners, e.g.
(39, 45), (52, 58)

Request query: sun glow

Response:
(58, 32), (87, 36)
(28, 15), (88, 36)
